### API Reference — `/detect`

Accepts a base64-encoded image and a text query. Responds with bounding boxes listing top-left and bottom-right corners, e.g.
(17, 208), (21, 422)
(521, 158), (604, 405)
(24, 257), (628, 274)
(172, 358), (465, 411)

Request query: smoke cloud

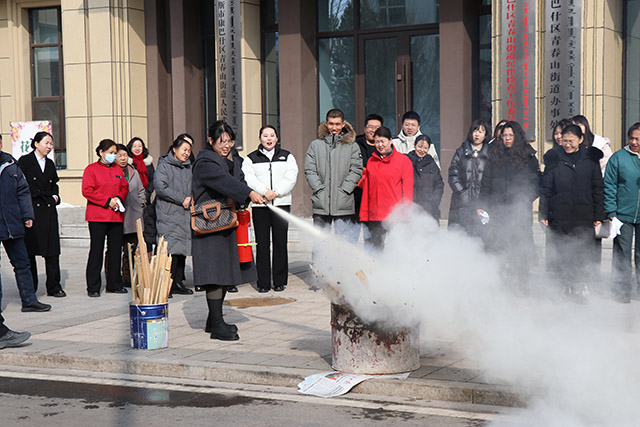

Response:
(269, 204), (640, 426)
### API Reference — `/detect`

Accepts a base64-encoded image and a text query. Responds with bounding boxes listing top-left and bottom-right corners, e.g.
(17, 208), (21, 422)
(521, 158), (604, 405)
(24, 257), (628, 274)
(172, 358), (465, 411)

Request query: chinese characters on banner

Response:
(501, 0), (536, 140)
(545, 0), (581, 140)
(9, 121), (55, 162)
(216, 0), (243, 148)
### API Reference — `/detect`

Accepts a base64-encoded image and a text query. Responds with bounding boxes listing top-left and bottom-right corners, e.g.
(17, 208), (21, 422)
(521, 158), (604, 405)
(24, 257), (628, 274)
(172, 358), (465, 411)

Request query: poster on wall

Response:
(215, 0), (243, 149)
(9, 121), (55, 162)
(501, 0), (536, 140)
(544, 0), (581, 140)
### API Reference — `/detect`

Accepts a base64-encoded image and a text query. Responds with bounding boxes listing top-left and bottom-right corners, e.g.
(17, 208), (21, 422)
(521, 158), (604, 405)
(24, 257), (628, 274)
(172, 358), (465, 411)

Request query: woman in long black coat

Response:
(448, 120), (491, 235)
(407, 134), (444, 219)
(477, 121), (540, 288)
(17, 131), (65, 297)
(539, 124), (604, 302)
(192, 121), (265, 341)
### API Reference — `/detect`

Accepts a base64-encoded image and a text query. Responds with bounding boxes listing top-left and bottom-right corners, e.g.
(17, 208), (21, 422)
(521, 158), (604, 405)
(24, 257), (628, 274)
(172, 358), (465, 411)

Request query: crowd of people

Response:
(1, 110), (639, 348)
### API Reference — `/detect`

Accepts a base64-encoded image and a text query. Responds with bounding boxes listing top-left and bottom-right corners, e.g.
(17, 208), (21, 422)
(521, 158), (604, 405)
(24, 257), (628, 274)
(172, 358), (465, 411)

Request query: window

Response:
(261, 0), (280, 131)
(625, 0), (640, 132)
(30, 7), (65, 169)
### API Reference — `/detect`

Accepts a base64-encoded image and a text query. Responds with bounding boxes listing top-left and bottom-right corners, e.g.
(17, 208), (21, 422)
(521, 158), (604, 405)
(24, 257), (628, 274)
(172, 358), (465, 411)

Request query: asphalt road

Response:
(0, 372), (502, 427)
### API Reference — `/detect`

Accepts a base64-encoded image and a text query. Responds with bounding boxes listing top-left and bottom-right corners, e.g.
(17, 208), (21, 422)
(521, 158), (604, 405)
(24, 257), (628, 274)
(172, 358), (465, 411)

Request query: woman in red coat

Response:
(358, 126), (414, 249)
(82, 139), (129, 297)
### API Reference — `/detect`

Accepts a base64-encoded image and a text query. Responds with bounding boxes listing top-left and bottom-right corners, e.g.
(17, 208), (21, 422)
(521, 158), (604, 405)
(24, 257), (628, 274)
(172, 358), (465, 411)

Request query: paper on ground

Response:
(298, 371), (410, 398)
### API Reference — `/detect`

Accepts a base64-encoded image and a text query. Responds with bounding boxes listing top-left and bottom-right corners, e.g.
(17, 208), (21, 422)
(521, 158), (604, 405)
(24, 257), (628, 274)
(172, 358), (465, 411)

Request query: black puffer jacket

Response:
(407, 151), (444, 219)
(0, 152), (34, 240)
(447, 140), (489, 226)
(540, 147), (605, 233)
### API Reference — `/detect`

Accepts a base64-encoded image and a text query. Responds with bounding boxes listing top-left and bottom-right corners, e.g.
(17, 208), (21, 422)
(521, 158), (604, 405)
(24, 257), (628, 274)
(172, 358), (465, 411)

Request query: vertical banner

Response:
(545, 0), (581, 140)
(501, 0), (536, 140)
(9, 121), (55, 162)
(215, 0), (243, 148)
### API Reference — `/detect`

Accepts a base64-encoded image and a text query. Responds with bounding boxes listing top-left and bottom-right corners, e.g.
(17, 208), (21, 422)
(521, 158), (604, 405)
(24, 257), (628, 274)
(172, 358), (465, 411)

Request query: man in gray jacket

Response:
(304, 109), (362, 243)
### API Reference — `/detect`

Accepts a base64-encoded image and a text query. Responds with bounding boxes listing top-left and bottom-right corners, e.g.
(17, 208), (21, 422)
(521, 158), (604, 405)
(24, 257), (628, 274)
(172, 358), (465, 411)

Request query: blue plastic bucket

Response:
(129, 303), (169, 350)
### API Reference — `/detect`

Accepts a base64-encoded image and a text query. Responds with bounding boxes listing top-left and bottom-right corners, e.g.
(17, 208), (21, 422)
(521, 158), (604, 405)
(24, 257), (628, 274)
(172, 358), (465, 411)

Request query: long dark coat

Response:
(407, 151), (444, 219)
(17, 151), (61, 257)
(191, 148), (256, 288)
(447, 140), (490, 233)
(478, 144), (540, 256)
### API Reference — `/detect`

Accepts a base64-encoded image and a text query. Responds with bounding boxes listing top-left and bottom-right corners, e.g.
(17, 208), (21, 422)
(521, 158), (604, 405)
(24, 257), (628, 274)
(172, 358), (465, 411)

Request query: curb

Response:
(0, 351), (526, 407)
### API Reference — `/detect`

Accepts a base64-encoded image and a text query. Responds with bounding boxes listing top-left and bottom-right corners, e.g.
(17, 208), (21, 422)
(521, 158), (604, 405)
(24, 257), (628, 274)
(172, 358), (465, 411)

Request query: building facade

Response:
(0, 0), (638, 216)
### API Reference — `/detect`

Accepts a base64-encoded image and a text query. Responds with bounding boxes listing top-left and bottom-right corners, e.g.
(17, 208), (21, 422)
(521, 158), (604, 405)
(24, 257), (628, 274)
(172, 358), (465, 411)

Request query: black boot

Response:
(171, 281), (194, 295)
(204, 313), (237, 333)
(206, 298), (239, 340)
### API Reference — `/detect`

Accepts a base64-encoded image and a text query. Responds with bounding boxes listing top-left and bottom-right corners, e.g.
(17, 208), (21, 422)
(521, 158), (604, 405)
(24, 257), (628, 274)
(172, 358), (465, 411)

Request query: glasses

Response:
(216, 139), (234, 147)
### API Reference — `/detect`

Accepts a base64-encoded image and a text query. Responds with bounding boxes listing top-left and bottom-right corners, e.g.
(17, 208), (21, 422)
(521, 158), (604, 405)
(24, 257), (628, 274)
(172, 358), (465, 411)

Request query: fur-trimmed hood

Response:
(317, 121), (356, 144)
(128, 154), (154, 166)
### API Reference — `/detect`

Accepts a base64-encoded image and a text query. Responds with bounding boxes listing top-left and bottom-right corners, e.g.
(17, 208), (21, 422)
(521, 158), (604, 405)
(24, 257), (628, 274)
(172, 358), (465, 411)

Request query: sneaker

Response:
(0, 330), (31, 349)
(21, 301), (52, 312)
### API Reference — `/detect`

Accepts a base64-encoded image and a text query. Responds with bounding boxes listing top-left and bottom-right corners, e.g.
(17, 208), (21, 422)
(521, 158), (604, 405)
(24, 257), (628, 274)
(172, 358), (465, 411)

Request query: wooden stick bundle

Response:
(129, 219), (173, 305)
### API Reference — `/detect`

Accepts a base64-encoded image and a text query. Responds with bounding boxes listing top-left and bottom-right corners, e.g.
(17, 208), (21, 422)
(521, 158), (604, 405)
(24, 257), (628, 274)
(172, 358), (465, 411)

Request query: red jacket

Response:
(82, 161), (129, 222)
(358, 148), (414, 221)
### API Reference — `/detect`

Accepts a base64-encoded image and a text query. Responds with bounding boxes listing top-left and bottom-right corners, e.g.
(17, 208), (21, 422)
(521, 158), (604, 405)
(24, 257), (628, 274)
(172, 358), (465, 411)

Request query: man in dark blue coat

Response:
(0, 134), (51, 318)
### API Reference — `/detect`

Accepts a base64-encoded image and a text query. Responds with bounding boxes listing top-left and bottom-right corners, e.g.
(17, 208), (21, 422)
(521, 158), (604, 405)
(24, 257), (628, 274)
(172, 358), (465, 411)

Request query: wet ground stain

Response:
(0, 376), (269, 409)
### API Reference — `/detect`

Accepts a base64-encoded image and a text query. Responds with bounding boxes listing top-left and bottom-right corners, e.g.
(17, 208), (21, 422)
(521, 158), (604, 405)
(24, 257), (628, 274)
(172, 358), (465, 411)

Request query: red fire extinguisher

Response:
(236, 208), (254, 263)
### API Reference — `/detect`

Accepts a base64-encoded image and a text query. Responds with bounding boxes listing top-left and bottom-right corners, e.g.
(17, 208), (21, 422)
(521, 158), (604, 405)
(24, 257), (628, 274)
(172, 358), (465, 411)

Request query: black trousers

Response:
(364, 221), (386, 249)
(170, 254), (186, 285)
(121, 233), (138, 284)
(87, 222), (124, 293)
(253, 206), (289, 289)
(28, 255), (61, 294)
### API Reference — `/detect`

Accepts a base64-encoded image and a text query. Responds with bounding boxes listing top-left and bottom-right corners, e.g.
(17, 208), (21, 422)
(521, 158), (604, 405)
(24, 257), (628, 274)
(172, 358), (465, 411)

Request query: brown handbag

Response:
(190, 197), (239, 235)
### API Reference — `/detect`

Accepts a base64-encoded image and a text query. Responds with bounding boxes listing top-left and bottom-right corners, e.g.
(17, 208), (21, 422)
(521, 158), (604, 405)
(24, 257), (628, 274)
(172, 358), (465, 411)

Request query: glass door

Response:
(357, 30), (440, 152)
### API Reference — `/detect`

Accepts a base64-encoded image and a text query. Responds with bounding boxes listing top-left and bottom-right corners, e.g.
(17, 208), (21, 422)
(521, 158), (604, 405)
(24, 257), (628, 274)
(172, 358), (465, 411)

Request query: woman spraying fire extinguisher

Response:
(242, 125), (299, 293)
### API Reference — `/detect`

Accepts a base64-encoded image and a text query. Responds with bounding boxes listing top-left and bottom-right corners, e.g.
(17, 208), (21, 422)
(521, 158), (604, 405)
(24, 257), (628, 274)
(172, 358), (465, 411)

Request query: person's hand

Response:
(540, 219), (549, 227)
(264, 190), (277, 201)
(249, 191), (266, 205)
(182, 197), (191, 209)
(476, 209), (486, 216)
(108, 198), (119, 210)
(52, 195), (59, 203)
(594, 220), (602, 227)
(24, 220), (33, 228)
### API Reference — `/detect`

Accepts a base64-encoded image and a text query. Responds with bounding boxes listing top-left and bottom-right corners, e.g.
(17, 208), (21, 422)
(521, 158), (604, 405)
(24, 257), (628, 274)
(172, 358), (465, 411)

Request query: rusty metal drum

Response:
(331, 303), (420, 374)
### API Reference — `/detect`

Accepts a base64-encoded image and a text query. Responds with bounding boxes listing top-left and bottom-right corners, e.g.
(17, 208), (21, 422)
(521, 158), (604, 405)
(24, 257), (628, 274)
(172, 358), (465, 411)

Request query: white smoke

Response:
(269, 204), (640, 426)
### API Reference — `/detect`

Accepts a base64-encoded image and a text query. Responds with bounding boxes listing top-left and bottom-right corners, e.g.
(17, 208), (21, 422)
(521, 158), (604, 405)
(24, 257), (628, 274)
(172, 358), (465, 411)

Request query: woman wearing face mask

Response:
(192, 120), (265, 341)
(154, 134), (195, 297)
(18, 131), (64, 297)
(358, 126), (414, 249)
(539, 125), (604, 303)
(448, 120), (491, 235)
(242, 125), (298, 293)
(477, 121), (541, 291)
(82, 139), (129, 297)
(407, 134), (444, 220)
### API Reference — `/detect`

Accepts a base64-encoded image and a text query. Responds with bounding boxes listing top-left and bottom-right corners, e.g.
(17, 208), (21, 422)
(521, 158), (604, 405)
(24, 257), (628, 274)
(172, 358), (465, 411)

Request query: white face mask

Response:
(104, 153), (117, 164)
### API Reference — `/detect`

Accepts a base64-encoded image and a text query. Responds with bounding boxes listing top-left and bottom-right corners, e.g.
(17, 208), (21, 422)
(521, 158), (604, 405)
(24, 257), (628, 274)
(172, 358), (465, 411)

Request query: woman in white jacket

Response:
(242, 125), (298, 292)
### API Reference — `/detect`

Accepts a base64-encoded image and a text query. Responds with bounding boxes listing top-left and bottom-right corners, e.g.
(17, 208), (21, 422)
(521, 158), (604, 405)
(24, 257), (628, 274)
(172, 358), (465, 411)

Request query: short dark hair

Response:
(208, 121), (235, 145)
(169, 135), (193, 154)
(402, 111), (420, 124)
(466, 120), (491, 145)
(259, 124), (279, 139)
(31, 131), (53, 149)
(628, 122), (640, 138)
(562, 124), (584, 139)
(326, 109), (344, 121)
(554, 119), (572, 133)
(95, 139), (117, 157)
(364, 113), (383, 127)
(374, 126), (393, 140)
(116, 143), (128, 153)
(415, 134), (432, 147)
(127, 137), (149, 157)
